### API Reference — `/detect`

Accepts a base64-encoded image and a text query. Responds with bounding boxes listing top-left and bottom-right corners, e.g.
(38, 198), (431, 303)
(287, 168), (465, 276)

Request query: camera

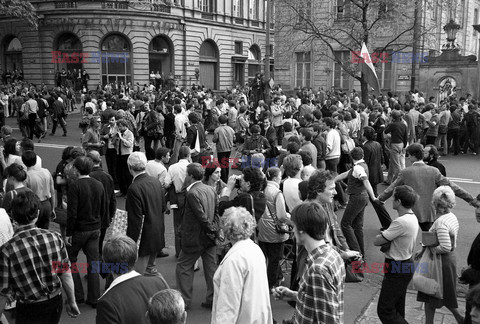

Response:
(233, 175), (242, 189)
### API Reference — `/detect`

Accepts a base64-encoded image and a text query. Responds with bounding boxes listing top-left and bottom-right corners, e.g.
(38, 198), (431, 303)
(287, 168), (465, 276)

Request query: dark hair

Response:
(187, 162), (204, 181)
(291, 202), (327, 240)
(4, 138), (19, 157)
(324, 117), (336, 128)
(79, 119), (90, 130)
(155, 147), (170, 160)
(300, 128), (313, 141)
(178, 146), (190, 160)
(425, 144), (439, 161)
(20, 138), (35, 152)
(218, 115), (228, 125)
(393, 185), (418, 209)
(406, 143), (424, 161)
(283, 121), (293, 132)
(61, 146), (74, 161)
(242, 167), (266, 192)
(203, 161), (221, 181)
(12, 191), (40, 225)
(307, 170), (336, 200)
(70, 147), (86, 159)
(287, 135), (301, 146)
(467, 283), (480, 309)
(188, 112), (200, 124)
(298, 150), (313, 166)
(250, 124), (261, 134)
(73, 156), (94, 175)
(363, 126), (376, 141)
(286, 142), (300, 154)
(265, 167), (281, 181)
(350, 147), (363, 161)
(4, 163), (27, 182)
(21, 150), (37, 167)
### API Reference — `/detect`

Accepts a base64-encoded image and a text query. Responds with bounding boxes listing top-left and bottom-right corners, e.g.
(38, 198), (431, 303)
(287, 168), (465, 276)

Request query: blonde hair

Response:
(222, 207), (256, 241)
(432, 186), (456, 213)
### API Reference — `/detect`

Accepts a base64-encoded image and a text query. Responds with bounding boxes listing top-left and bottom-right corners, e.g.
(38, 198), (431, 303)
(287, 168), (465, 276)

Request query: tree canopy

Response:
(0, 0), (38, 29)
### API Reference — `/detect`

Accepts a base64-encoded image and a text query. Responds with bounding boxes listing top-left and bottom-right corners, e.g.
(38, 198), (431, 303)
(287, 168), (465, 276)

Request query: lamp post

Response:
(264, 0), (271, 103)
(443, 19), (461, 48)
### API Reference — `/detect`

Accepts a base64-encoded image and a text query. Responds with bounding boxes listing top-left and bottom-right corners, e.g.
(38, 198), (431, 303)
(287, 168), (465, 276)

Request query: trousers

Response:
(175, 245), (217, 307)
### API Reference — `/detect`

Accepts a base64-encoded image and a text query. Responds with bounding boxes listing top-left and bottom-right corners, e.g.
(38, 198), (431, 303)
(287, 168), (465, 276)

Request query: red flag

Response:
(360, 42), (380, 95)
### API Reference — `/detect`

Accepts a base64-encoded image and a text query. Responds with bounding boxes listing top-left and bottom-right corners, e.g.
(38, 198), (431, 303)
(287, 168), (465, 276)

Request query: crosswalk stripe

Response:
(35, 143), (68, 149)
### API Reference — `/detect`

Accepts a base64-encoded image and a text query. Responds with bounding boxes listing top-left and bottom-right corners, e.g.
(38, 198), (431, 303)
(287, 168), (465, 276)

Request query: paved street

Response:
(3, 111), (480, 323)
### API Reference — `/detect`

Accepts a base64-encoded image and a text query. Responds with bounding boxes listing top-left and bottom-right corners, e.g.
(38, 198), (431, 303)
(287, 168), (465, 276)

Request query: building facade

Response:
(0, 0), (273, 90)
(274, 0), (480, 98)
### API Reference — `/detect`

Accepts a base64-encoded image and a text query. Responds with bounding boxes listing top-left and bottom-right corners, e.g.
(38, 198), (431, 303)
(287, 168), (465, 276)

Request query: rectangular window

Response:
(376, 53), (392, 90)
(333, 51), (350, 90)
(249, 0), (259, 20)
(475, 9), (479, 34)
(235, 41), (243, 55)
(233, 0), (243, 17)
(295, 51), (311, 88)
(336, 0), (350, 20)
(378, 0), (388, 16)
(297, 0), (312, 23)
(199, 0), (213, 12)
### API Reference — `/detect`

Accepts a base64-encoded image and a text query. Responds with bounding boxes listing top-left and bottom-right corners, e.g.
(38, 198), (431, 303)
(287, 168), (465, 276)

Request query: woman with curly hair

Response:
(211, 206), (273, 324)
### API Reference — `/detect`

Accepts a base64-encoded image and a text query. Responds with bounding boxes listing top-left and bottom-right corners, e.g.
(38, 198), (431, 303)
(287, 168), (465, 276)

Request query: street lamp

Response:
(443, 19), (461, 47)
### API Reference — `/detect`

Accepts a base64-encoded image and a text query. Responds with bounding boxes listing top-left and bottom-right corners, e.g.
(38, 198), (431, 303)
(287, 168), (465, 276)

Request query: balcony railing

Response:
(152, 4), (171, 13)
(101, 1), (129, 9)
(55, 1), (77, 8)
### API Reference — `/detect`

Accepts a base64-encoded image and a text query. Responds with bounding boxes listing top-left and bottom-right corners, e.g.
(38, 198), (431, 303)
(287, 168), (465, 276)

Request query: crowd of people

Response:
(1, 79), (480, 324)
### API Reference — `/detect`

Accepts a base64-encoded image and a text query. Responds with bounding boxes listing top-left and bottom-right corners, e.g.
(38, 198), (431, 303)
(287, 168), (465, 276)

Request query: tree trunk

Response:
(360, 74), (369, 104)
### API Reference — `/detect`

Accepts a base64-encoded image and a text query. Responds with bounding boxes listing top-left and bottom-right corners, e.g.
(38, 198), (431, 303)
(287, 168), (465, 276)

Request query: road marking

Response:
(35, 143), (68, 149)
(382, 172), (480, 185)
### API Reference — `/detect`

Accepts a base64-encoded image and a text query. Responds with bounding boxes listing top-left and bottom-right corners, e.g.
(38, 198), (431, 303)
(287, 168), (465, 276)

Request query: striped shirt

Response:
(0, 224), (69, 303)
(295, 243), (345, 324)
(430, 212), (459, 254)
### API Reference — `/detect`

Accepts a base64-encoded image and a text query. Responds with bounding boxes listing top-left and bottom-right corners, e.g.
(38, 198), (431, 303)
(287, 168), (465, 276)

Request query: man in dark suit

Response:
(126, 152), (166, 276)
(362, 126), (392, 230)
(88, 150), (116, 257)
(186, 112), (207, 163)
(96, 235), (169, 324)
(175, 163), (219, 309)
(262, 117), (278, 160)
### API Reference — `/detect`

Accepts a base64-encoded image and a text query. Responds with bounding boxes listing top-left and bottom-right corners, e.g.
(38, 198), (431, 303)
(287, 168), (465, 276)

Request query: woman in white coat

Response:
(211, 206), (273, 324)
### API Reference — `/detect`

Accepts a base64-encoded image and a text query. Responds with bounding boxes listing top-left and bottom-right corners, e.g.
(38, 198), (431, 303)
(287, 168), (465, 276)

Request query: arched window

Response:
(3, 36), (23, 74)
(55, 33), (83, 88)
(248, 45), (261, 82)
(149, 35), (174, 90)
(101, 34), (131, 85)
(199, 40), (219, 90)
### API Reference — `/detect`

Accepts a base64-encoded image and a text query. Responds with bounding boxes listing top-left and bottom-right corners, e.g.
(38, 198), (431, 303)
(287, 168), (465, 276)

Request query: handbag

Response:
(412, 247), (443, 299)
(345, 259), (364, 283)
(53, 207), (67, 226)
(422, 231), (439, 247)
(266, 191), (292, 234)
(104, 209), (144, 248)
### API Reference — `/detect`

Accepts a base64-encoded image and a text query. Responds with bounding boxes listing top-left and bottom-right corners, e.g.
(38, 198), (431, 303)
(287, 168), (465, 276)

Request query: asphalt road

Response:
(4, 111), (480, 324)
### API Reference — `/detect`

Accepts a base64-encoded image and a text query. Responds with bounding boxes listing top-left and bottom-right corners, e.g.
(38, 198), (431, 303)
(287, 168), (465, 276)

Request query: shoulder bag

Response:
(266, 191), (292, 234)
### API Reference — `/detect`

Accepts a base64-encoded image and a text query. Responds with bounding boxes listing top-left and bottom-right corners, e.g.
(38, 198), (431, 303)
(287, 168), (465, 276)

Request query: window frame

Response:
(295, 51), (312, 89)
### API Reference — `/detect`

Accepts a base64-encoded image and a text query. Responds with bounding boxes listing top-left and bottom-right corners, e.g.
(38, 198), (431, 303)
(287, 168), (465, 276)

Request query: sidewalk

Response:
(356, 289), (467, 324)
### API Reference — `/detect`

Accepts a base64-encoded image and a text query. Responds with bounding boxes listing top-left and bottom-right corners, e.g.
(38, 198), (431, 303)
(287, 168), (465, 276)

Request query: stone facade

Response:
(274, 0), (480, 97)
(0, 0), (272, 90)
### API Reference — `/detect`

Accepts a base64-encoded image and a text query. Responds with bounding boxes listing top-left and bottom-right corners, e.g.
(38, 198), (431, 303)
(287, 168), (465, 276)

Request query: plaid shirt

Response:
(295, 243), (345, 324)
(0, 224), (69, 303)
